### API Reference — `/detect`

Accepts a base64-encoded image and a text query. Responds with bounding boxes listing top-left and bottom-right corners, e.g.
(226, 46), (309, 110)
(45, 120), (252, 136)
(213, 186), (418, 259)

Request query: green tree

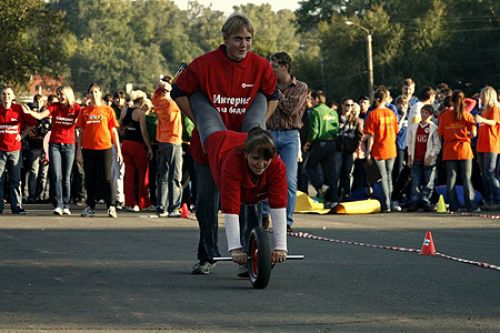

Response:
(0, 0), (69, 89)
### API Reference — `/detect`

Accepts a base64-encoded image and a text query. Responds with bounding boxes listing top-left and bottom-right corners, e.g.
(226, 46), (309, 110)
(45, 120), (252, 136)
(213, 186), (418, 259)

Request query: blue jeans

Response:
(157, 142), (183, 213)
(374, 158), (395, 211)
(445, 159), (477, 211)
(0, 150), (23, 213)
(477, 152), (500, 204)
(194, 162), (221, 264)
(410, 161), (436, 205)
(49, 143), (75, 209)
(306, 140), (341, 202)
(262, 130), (299, 225)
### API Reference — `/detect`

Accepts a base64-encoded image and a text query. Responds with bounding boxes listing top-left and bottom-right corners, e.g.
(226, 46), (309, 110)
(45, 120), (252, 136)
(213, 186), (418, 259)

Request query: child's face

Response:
(420, 109), (431, 121)
(245, 151), (272, 176)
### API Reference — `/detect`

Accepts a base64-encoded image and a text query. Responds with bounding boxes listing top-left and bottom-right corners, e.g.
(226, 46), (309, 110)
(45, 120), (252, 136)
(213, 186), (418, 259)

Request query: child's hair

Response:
(421, 104), (434, 115)
(244, 127), (276, 160)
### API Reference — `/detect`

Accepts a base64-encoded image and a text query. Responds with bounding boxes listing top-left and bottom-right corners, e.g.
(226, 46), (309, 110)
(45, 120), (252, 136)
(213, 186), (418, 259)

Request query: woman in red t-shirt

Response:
(475, 86), (500, 210)
(438, 90), (479, 212)
(363, 86), (398, 212)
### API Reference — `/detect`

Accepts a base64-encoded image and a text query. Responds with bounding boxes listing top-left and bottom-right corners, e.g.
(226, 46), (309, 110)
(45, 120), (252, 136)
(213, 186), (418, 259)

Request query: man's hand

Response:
(303, 141), (311, 153)
(231, 249), (248, 265)
(272, 250), (287, 264)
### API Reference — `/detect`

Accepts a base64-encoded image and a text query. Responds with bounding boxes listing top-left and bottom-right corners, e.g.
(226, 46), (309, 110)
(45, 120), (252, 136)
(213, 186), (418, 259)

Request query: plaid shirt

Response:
(266, 76), (308, 130)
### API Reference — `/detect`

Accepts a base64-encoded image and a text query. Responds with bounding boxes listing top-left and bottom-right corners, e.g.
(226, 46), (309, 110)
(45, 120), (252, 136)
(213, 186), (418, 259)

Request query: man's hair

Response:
(113, 91), (125, 99)
(221, 13), (254, 38)
(270, 52), (292, 73)
(419, 86), (436, 101)
(341, 96), (354, 105)
(403, 78), (415, 87)
(161, 75), (173, 84)
(311, 90), (327, 104)
(244, 127), (276, 160)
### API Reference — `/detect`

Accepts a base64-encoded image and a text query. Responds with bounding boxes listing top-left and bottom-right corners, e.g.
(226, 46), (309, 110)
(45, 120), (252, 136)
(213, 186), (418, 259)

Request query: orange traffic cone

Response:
(420, 231), (437, 256)
(180, 203), (190, 218)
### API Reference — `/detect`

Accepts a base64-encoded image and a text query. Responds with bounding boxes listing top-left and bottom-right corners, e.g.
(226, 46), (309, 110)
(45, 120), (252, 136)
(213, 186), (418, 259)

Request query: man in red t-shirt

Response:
(0, 87), (37, 214)
(172, 13), (279, 275)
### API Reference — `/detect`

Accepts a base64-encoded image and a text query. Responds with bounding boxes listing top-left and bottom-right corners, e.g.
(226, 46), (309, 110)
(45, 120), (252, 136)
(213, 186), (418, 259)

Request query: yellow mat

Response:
(294, 191), (331, 214)
(335, 199), (381, 214)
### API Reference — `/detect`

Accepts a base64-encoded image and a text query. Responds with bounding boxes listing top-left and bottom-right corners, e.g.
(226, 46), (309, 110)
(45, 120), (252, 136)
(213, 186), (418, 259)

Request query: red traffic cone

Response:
(180, 203), (190, 219)
(420, 231), (437, 256)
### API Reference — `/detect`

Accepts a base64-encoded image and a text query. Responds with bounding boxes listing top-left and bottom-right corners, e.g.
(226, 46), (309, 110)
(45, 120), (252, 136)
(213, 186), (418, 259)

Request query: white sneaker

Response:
(80, 206), (94, 217)
(128, 205), (140, 212)
(108, 206), (117, 218)
(53, 207), (63, 216)
(62, 208), (71, 215)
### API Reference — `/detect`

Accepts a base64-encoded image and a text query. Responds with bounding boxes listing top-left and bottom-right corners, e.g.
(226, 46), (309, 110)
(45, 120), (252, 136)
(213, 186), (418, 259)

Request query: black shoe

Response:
(406, 204), (417, 212)
(422, 202), (433, 212)
(13, 208), (27, 215)
(286, 224), (293, 233)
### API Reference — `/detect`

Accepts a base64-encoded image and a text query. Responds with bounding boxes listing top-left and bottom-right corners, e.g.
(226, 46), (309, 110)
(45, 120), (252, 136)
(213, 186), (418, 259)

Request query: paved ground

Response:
(0, 204), (499, 332)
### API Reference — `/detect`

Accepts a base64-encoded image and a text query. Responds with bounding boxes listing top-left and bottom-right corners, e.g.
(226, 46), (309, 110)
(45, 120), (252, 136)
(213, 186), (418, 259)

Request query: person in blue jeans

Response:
(406, 104), (441, 212)
(262, 52), (308, 231)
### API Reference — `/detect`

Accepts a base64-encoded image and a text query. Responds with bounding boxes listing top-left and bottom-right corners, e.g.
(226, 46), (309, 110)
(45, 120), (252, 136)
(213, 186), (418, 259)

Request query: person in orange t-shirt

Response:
(76, 83), (122, 218)
(364, 86), (398, 212)
(438, 90), (479, 212)
(152, 77), (183, 217)
(475, 86), (500, 209)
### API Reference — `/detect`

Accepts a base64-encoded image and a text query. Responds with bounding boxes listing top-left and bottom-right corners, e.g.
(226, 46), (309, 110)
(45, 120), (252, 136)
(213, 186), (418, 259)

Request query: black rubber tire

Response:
(248, 226), (272, 289)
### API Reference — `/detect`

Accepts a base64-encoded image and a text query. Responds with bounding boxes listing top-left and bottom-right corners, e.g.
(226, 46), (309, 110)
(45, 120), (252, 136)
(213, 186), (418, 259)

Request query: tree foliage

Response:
(3, 0), (500, 101)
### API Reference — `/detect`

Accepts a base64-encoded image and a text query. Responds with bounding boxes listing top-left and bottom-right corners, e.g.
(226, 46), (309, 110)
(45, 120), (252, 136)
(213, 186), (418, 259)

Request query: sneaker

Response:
(108, 206), (118, 218)
(62, 208), (72, 215)
(115, 202), (124, 210)
(286, 224), (293, 233)
(422, 202), (433, 212)
(391, 201), (402, 212)
(157, 210), (169, 218)
(467, 207), (481, 213)
(80, 206), (94, 217)
(324, 201), (338, 210)
(13, 208), (27, 215)
(53, 207), (63, 216)
(127, 205), (140, 212)
(168, 211), (181, 218)
(191, 262), (216, 275)
(237, 264), (249, 278)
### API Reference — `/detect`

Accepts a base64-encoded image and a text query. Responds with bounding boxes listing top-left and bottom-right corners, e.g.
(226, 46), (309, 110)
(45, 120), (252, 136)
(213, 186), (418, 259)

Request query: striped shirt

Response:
(266, 76), (308, 130)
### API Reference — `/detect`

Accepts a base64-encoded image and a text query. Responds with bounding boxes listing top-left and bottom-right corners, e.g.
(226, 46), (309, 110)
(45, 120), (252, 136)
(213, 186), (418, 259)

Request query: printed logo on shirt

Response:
(241, 83), (255, 88)
(10, 118), (18, 122)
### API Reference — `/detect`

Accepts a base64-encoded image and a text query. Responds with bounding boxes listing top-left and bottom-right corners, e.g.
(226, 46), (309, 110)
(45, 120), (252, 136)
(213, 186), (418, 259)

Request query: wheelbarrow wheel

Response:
(248, 226), (272, 289)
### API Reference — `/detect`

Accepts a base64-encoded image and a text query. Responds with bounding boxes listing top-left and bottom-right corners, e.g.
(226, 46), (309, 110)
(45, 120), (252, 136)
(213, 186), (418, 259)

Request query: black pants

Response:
(82, 148), (114, 209)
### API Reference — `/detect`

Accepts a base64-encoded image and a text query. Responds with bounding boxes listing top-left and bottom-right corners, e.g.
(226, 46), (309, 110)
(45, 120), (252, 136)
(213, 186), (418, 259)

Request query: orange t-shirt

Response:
(77, 105), (119, 150)
(363, 107), (398, 160)
(438, 109), (475, 160)
(476, 106), (500, 153)
(152, 90), (182, 144)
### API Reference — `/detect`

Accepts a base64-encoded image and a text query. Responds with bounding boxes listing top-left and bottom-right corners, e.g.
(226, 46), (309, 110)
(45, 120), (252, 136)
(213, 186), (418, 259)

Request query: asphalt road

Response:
(0, 204), (499, 332)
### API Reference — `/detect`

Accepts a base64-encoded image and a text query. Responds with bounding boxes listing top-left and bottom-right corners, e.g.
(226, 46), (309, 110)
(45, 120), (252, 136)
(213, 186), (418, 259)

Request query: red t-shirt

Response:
(204, 131), (287, 214)
(48, 102), (81, 144)
(414, 123), (430, 161)
(0, 103), (37, 152)
(175, 45), (277, 164)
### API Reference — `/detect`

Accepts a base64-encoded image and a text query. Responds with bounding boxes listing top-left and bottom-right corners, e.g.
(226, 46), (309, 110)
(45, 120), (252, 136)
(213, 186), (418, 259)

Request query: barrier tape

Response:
(287, 231), (500, 272)
(448, 211), (500, 220)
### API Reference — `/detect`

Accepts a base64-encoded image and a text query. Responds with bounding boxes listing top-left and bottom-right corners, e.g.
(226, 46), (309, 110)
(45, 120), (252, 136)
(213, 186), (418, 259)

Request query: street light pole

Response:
(345, 20), (374, 100)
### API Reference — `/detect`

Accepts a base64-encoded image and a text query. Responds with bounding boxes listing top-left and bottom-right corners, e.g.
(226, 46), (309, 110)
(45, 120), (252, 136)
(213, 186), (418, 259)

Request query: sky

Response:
(171, 0), (301, 15)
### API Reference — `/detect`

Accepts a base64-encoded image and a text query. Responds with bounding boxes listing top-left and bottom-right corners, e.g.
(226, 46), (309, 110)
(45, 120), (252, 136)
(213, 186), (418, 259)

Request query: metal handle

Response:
(213, 254), (304, 262)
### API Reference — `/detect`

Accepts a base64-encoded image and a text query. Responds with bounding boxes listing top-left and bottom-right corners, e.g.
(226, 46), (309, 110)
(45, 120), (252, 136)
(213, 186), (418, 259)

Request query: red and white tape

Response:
(287, 231), (500, 272)
(448, 211), (500, 220)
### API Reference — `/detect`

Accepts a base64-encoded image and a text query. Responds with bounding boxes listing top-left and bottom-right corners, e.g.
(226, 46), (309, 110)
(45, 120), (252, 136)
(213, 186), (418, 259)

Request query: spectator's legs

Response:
(445, 160), (459, 211)
(460, 159), (477, 211)
(167, 144), (182, 213)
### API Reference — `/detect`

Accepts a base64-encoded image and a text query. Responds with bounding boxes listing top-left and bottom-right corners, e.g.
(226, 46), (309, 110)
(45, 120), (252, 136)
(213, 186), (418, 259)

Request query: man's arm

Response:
(266, 100), (278, 120)
(174, 96), (196, 124)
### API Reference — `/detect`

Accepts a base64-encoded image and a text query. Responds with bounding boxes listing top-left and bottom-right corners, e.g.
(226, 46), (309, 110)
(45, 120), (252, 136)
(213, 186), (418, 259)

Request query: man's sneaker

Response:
(391, 201), (402, 212)
(128, 205), (140, 212)
(108, 206), (118, 218)
(422, 202), (433, 212)
(13, 208), (27, 215)
(115, 202), (124, 210)
(191, 262), (216, 275)
(168, 211), (181, 218)
(62, 208), (72, 215)
(286, 224), (293, 233)
(237, 264), (249, 278)
(80, 206), (94, 217)
(157, 209), (169, 217)
(53, 207), (63, 216)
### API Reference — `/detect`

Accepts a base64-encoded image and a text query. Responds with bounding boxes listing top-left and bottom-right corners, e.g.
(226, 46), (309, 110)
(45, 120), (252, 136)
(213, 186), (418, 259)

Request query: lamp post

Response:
(345, 20), (374, 100)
